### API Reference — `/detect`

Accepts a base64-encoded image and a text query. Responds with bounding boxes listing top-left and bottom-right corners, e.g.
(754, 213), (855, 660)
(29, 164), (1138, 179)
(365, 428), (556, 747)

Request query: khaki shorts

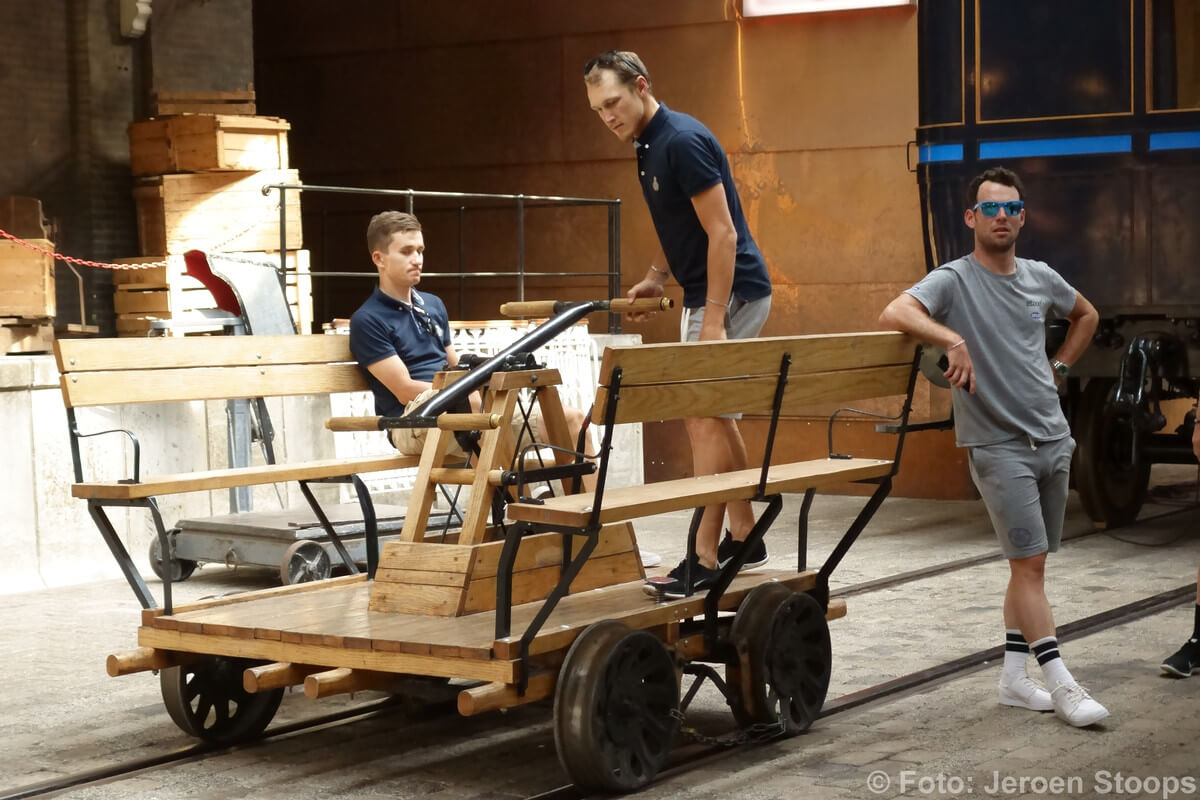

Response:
(388, 387), (542, 458)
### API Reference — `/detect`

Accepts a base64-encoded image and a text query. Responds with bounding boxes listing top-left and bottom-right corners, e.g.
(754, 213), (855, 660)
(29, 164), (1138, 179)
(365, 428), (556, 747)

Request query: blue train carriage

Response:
(915, 0), (1200, 526)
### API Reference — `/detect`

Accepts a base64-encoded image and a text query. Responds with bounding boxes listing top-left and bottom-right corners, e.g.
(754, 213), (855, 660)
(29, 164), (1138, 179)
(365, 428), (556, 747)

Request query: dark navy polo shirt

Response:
(634, 103), (771, 309)
(349, 287), (452, 417)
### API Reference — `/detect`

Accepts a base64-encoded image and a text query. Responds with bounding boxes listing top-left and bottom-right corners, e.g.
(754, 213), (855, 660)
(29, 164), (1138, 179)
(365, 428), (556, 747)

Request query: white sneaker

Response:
(1050, 682), (1109, 727)
(998, 674), (1053, 711)
(639, 550), (662, 568)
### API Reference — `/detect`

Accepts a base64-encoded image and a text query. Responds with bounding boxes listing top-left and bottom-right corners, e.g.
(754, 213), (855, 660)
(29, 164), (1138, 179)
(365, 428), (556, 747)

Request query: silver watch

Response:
(1051, 358), (1070, 377)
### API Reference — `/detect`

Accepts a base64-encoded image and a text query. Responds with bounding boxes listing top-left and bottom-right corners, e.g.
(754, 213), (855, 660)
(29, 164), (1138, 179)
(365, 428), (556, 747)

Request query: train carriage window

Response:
(919, 2), (963, 126)
(978, 0), (1132, 121)
(1151, 0), (1200, 110)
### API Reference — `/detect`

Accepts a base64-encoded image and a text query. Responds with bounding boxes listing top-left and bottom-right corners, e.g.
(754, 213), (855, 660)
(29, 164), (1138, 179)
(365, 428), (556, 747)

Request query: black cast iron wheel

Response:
(1073, 378), (1150, 527)
(148, 531), (197, 582)
(727, 582), (831, 735)
(280, 540), (332, 585)
(553, 619), (680, 793)
(160, 656), (283, 744)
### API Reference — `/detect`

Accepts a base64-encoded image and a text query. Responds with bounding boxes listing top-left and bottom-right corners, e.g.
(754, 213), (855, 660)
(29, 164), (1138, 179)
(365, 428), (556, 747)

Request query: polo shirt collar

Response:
(372, 286), (426, 310)
(634, 103), (670, 150)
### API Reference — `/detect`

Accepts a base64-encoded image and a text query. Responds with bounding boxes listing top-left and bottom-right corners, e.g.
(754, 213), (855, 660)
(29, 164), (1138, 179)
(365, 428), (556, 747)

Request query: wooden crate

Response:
(129, 115), (290, 177)
(150, 87), (256, 117)
(133, 169), (302, 256)
(112, 250), (313, 336)
(0, 239), (55, 317)
(1, 317), (54, 354)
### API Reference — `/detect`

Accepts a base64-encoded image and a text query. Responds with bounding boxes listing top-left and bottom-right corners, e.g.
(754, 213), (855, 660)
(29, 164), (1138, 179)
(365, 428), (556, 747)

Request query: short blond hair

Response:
(583, 50), (652, 92)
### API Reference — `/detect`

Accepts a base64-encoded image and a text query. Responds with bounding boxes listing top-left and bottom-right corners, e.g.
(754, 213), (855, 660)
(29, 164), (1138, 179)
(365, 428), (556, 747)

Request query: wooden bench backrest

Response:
(591, 331), (916, 425)
(55, 335), (367, 408)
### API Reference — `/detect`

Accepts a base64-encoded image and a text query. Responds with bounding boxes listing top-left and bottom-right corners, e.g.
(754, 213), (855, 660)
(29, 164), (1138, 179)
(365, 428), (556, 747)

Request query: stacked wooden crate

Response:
(123, 112), (310, 335)
(0, 197), (56, 353)
(111, 251), (313, 336)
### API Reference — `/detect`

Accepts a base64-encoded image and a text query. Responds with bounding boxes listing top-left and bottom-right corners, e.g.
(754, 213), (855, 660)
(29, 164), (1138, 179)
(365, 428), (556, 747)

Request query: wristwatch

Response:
(1051, 358), (1070, 377)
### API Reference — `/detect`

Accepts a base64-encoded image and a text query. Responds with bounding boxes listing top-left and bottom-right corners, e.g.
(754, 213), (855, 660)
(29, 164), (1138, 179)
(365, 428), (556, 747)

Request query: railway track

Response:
(5, 505), (1196, 800)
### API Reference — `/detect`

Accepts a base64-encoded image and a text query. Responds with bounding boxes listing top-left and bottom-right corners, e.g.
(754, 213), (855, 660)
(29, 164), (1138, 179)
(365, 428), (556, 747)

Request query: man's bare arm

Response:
(690, 183), (737, 342)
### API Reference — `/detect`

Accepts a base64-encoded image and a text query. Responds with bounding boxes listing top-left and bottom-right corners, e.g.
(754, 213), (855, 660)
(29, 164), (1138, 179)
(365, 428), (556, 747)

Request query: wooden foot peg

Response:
(303, 667), (396, 699)
(243, 662), (320, 693)
(106, 647), (195, 677)
(457, 671), (556, 716)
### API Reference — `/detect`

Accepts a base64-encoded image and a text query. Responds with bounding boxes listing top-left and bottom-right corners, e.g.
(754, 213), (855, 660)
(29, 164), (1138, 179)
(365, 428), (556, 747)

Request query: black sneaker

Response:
(716, 529), (769, 570)
(643, 555), (721, 599)
(1161, 638), (1200, 677)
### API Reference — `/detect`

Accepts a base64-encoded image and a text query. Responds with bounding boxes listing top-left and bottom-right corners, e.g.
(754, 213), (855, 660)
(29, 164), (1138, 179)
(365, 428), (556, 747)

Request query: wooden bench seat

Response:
(494, 330), (920, 656)
(72, 453), (420, 500)
(507, 457), (893, 527)
(55, 334), (409, 611)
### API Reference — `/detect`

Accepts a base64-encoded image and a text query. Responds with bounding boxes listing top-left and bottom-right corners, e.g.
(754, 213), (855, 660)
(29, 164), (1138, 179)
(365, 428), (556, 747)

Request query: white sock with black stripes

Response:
(1002, 629), (1033, 682)
(1031, 635), (1076, 688)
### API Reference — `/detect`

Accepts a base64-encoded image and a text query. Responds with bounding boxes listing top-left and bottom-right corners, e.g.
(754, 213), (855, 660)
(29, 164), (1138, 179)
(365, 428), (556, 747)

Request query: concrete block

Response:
(0, 384), (41, 592)
(30, 392), (125, 586)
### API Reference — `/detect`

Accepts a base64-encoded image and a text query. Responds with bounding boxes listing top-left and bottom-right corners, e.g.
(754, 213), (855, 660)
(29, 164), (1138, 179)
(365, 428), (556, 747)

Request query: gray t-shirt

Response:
(905, 255), (1078, 447)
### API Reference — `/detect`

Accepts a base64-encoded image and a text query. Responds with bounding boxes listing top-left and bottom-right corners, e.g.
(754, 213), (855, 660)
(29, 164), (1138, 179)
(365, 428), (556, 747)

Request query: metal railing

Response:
(261, 182), (625, 332)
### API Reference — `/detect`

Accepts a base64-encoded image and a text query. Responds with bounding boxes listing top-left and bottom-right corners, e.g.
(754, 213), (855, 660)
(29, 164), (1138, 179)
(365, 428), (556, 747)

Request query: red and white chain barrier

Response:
(0, 229), (167, 270)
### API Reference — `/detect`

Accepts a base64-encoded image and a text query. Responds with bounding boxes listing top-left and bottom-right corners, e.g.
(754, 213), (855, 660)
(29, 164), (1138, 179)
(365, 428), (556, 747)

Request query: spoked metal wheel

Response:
(727, 582), (832, 735)
(160, 656), (283, 744)
(148, 531), (197, 582)
(280, 540), (332, 584)
(553, 620), (680, 793)
(1073, 378), (1150, 527)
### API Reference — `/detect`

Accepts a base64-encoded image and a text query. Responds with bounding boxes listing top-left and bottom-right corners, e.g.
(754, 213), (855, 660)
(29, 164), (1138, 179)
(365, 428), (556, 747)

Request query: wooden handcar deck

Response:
(137, 570), (840, 684)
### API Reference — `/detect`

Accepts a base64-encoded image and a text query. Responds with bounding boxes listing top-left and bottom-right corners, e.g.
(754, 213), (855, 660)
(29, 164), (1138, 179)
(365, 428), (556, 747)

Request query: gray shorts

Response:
(681, 294), (771, 343)
(967, 435), (1075, 560)
(681, 295), (771, 420)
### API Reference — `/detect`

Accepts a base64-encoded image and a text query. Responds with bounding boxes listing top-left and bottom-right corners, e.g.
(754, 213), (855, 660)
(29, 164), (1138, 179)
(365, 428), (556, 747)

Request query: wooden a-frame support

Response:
(368, 368), (643, 616)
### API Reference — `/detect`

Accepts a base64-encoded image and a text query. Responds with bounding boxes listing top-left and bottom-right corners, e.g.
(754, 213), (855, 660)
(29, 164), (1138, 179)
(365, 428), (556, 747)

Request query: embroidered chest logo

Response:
(652, 176), (659, 192)
(1026, 299), (1043, 322)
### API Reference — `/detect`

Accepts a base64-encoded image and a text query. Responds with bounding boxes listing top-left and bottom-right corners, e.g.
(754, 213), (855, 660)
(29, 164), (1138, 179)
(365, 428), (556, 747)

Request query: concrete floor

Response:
(1, 471), (1198, 799)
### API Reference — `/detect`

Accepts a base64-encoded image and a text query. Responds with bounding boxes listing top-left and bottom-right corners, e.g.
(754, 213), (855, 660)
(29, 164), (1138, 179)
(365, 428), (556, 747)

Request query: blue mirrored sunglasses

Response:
(972, 200), (1024, 217)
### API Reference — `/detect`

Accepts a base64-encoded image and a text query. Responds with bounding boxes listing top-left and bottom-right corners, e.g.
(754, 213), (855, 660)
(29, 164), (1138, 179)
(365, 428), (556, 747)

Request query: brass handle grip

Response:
(498, 300), (558, 317)
(499, 297), (674, 317)
(437, 412), (502, 430)
(609, 297), (674, 312)
(325, 416), (383, 432)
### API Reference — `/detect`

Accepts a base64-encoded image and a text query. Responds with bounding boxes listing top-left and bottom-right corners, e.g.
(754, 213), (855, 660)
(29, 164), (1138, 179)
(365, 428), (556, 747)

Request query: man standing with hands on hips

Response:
(878, 166), (1108, 727)
(583, 50), (773, 598)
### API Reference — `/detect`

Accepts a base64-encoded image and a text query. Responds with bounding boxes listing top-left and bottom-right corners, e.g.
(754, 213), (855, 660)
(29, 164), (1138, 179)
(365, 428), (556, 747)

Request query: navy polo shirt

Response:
(634, 104), (771, 309)
(349, 287), (452, 417)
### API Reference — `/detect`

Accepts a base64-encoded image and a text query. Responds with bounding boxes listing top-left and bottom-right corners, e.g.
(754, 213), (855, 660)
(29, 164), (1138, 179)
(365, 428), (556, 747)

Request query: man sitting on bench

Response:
(349, 210), (594, 488)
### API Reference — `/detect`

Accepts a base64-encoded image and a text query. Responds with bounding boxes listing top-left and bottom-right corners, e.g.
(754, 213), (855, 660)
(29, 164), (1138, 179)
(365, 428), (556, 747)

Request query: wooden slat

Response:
(596, 332), (915, 386)
(138, 627), (517, 683)
(73, 453), (419, 499)
(138, 568), (822, 677)
(375, 541), (475, 574)
(460, 551), (642, 614)
(60, 363), (366, 408)
(142, 574), (367, 626)
(467, 522), (636, 580)
(55, 334), (353, 374)
(593, 364), (912, 424)
(368, 582), (463, 616)
(487, 369), (562, 391)
(373, 569), (469, 588)
(505, 458), (894, 527)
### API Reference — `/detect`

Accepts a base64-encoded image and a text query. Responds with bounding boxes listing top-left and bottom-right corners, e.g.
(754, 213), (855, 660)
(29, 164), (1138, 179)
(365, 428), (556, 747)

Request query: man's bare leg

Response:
(685, 416), (739, 567)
